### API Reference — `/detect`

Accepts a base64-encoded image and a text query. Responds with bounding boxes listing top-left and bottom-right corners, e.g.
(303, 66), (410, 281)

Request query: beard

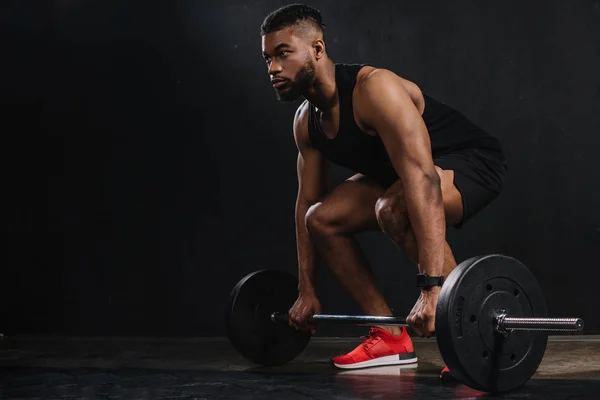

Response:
(275, 58), (316, 103)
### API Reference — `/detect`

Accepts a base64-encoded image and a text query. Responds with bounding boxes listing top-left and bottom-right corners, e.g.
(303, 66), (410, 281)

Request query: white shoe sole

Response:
(332, 353), (418, 369)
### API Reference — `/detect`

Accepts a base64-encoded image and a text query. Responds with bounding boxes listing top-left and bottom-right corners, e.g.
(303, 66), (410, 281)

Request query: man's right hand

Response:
(288, 291), (322, 334)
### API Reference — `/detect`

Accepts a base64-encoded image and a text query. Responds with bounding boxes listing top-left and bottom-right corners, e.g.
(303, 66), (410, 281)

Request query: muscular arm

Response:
(356, 70), (445, 279)
(293, 102), (329, 293)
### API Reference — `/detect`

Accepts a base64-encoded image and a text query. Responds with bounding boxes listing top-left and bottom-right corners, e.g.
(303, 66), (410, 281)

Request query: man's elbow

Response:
(409, 166), (441, 189)
(426, 170), (442, 188)
(416, 170), (443, 205)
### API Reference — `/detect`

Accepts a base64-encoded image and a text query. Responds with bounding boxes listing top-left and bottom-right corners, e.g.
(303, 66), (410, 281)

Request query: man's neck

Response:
(303, 59), (337, 112)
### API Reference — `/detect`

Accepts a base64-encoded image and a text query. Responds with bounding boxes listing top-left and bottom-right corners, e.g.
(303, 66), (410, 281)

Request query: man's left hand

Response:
(406, 288), (440, 337)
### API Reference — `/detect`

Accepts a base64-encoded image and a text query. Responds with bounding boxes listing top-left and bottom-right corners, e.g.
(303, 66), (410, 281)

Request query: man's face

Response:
(262, 27), (316, 102)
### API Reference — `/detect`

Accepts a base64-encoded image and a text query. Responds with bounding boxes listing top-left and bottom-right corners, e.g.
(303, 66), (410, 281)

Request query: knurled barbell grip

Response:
(270, 313), (408, 326)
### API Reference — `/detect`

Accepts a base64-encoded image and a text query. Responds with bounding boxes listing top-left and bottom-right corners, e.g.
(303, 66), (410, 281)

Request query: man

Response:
(260, 4), (506, 372)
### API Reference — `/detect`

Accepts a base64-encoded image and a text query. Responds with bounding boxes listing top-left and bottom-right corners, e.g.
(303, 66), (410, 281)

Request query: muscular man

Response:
(260, 4), (506, 371)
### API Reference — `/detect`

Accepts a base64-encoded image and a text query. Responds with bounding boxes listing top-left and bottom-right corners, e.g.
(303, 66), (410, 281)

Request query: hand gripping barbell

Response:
(224, 254), (584, 393)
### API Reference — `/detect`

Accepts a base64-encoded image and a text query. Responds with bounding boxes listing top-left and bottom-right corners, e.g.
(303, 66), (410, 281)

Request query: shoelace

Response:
(361, 328), (382, 350)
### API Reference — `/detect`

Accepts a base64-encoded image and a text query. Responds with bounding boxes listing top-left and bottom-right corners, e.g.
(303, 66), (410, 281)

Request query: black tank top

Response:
(307, 63), (502, 183)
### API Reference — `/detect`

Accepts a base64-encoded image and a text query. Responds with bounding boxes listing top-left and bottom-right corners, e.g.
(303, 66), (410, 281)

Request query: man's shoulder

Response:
(293, 100), (313, 148)
(294, 100), (310, 125)
(356, 67), (400, 90)
(293, 100), (310, 135)
(354, 67), (422, 106)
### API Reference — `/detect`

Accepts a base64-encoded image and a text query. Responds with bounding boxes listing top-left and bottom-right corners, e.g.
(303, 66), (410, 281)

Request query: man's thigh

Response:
(383, 167), (464, 227)
(436, 168), (464, 226)
(314, 173), (386, 234)
(434, 149), (506, 228)
(382, 148), (505, 228)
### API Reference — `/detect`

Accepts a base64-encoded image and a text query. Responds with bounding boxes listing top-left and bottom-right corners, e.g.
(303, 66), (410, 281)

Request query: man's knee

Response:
(305, 202), (344, 236)
(374, 194), (410, 233)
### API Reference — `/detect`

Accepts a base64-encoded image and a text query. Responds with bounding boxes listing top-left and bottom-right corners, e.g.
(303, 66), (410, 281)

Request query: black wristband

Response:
(416, 273), (444, 290)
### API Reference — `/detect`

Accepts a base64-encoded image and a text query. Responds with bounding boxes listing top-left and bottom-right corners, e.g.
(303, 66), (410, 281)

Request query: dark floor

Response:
(0, 334), (599, 399)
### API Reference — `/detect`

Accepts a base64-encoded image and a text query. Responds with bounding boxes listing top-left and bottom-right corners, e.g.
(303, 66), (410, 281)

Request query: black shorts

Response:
(433, 148), (506, 228)
(374, 147), (506, 229)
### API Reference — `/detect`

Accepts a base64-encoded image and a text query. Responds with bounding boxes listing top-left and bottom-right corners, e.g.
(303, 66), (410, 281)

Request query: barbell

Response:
(224, 254), (584, 393)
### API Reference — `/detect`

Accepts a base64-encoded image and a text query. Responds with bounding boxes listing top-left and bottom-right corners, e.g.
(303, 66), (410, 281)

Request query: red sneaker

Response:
(440, 366), (457, 382)
(331, 327), (417, 369)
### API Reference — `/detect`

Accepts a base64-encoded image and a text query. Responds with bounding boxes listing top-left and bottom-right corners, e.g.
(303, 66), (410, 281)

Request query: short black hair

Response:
(260, 3), (326, 38)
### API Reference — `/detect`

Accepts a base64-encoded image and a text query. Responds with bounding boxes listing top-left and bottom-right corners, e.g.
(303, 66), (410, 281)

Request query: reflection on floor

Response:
(1, 335), (599, 399)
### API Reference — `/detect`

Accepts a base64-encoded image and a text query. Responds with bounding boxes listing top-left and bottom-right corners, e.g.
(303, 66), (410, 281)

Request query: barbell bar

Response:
(270, 312), (584, 332)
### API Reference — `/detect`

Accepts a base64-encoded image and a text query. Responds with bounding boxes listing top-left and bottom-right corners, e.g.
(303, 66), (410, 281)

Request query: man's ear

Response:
(313, 39), (326, 60)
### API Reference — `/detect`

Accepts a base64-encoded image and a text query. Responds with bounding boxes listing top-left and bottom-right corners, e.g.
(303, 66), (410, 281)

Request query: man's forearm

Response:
(295, 201), (318, 293)
(405, 176), (446, 278)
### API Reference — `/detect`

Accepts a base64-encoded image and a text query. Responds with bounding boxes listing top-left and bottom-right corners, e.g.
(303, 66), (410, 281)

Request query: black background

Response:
(2, 1), (599, 336)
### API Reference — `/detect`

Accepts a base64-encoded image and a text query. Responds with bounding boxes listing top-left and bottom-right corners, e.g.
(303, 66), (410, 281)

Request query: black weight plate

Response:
(225, 269), (311, 366)
(436, 254), (548, 393)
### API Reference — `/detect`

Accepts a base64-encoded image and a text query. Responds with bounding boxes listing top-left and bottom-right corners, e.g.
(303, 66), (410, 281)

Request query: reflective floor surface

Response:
(1, 335), (599, 399)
